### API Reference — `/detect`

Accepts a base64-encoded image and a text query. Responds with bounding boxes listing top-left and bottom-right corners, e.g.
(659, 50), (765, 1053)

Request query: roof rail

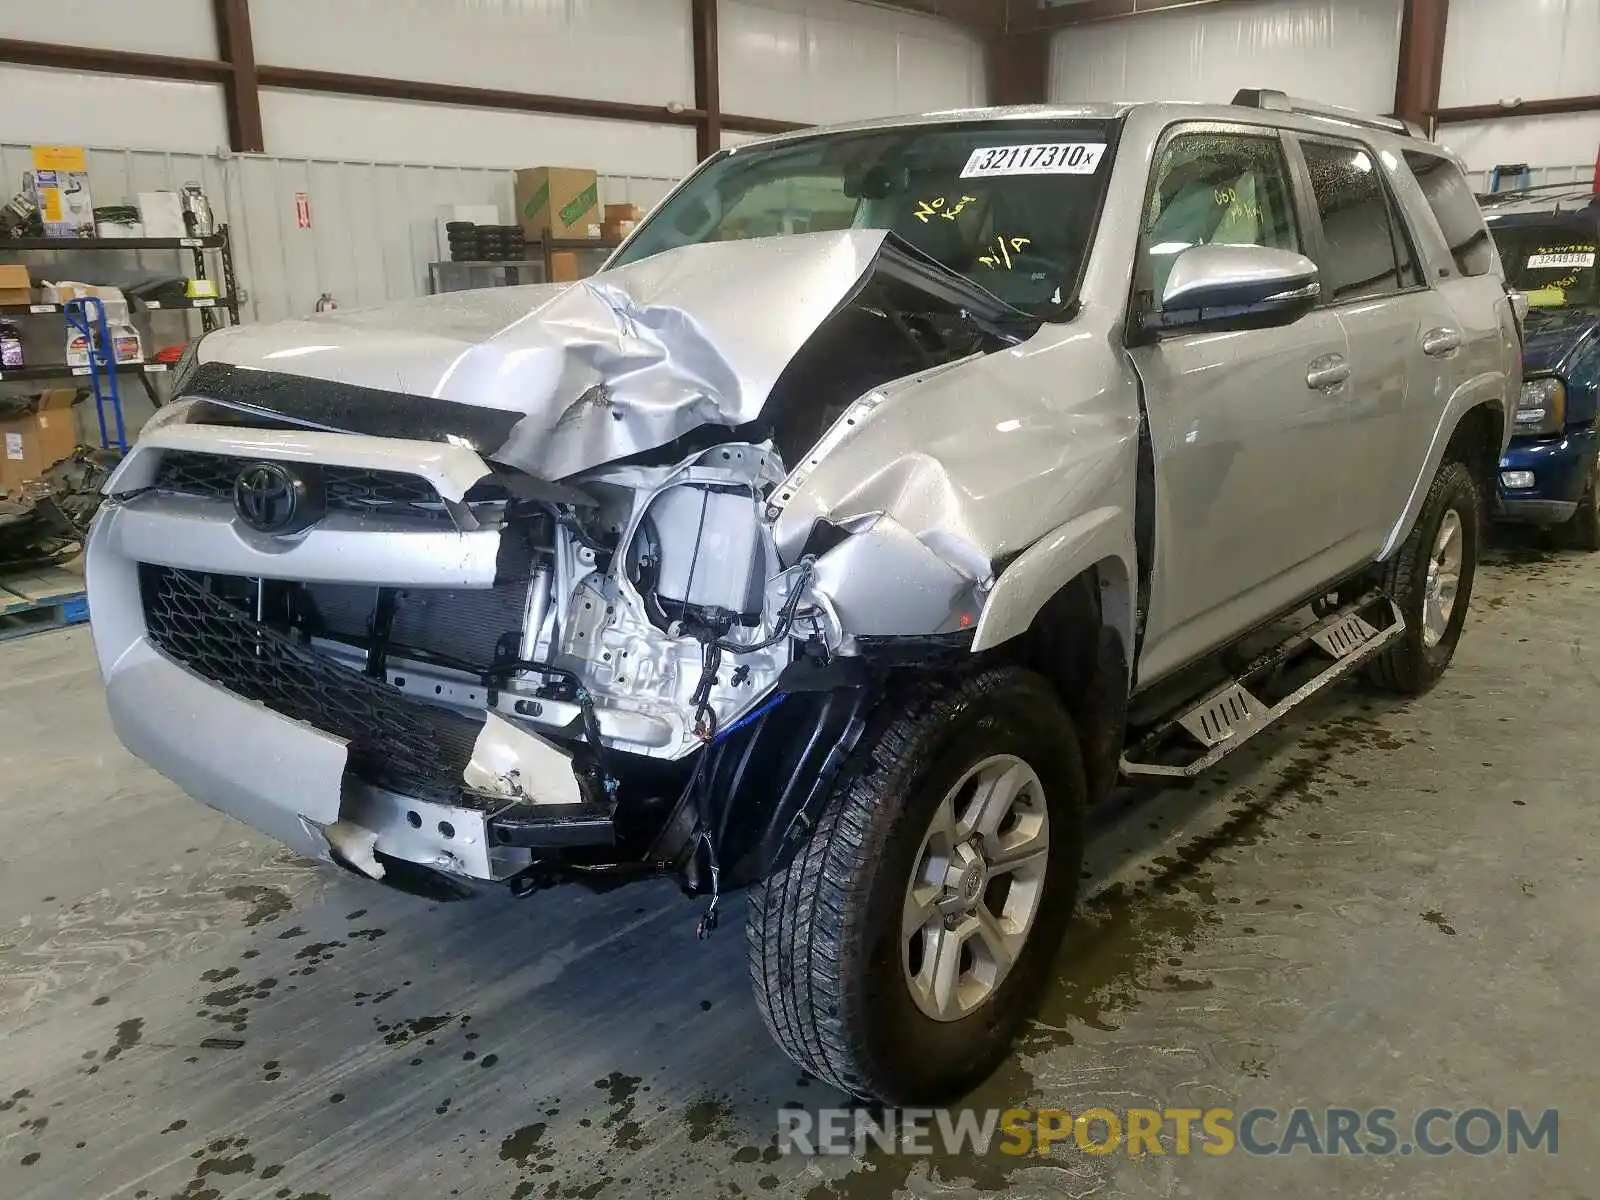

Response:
(1231, 88), (1426, 139)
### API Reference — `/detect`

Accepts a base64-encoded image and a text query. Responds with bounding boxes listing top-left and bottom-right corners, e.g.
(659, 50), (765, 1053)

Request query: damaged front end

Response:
(88, 231), (1039, 908)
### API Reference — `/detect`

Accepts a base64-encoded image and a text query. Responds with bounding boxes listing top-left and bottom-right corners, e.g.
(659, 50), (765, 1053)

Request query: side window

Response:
(1301, 140), (1422, 301)
(1404, 150), (1495, 277)
(1140, 132), (1300, 302)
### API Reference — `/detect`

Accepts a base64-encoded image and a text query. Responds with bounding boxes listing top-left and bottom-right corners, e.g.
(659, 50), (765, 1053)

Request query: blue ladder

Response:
(62, 296), (128, 451)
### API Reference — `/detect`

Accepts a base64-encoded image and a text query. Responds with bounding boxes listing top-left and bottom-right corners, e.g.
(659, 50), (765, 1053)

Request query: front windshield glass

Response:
(614, 119), (1119, 317)
(1489, 220), (1598, 309)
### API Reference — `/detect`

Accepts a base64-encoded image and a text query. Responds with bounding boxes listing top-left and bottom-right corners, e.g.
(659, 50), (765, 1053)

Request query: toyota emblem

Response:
(232, 461), (323, 534)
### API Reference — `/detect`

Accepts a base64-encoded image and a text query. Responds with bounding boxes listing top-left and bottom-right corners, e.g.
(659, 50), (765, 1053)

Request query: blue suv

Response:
(1483, 188), (1600, 548)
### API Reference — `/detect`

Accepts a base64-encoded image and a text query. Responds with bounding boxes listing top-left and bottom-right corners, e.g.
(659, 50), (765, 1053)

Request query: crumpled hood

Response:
(194, 230), (895, 481)
(1521, 308), (1600, 377)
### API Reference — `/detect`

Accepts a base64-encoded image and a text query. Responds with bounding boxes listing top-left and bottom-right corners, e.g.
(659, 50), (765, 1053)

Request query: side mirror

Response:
(1145, 244), (1321, 334)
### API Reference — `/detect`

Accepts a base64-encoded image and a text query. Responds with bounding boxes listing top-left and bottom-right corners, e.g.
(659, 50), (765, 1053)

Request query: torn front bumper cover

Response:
(89, 501), (584, 884)
(101, 634), (583, 882)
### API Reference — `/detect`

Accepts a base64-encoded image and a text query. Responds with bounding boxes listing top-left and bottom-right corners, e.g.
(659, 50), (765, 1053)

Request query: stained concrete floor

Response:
(1, 536), (1596, 1200)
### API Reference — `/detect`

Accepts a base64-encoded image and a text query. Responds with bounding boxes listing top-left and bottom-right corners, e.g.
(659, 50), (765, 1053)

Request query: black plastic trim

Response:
(181, 361), (522, 456)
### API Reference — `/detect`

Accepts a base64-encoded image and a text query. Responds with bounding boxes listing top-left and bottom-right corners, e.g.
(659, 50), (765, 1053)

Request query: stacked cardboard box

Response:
(0, 390), (79, 494)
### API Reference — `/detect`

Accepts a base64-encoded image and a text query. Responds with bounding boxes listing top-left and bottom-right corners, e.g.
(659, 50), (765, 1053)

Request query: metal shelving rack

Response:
(0, 226), (242, 444)
(427, 235), (621, 294)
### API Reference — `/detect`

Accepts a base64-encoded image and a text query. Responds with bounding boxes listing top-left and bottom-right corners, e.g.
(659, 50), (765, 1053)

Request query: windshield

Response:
(1489, 220), (1599, 309)
(613, 119), (1119, 317)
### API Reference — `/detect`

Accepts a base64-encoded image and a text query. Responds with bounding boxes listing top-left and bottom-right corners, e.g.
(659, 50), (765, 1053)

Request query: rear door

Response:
(1128, 123), (1356, 686)
(1288, 135), (1464, 557)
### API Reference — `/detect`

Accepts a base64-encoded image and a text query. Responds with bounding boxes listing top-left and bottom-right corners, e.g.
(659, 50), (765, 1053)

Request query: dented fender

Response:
(970, 506), (1137, 656)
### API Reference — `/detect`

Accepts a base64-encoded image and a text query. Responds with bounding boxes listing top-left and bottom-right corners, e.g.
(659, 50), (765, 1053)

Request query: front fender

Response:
(1379, 374), (1510, 561)
(971, 505), (1137, 658)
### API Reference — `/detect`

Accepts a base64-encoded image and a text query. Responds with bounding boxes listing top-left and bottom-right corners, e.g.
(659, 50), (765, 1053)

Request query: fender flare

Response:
(970, 505), (1138, 661)
(1379, 374), (1510, 561)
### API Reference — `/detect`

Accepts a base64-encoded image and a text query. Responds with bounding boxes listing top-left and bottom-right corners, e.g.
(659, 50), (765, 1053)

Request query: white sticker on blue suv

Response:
(960, 143), (1106, 178)
(1526, 252), (1596, 269)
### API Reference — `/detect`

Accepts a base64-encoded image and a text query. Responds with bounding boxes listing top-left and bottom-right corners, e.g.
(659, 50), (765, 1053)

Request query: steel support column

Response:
(1393, 0), (1450, 133)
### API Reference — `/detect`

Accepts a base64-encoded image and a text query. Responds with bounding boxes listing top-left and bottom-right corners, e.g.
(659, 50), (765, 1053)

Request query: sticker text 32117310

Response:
(961, 144), (1106, 178)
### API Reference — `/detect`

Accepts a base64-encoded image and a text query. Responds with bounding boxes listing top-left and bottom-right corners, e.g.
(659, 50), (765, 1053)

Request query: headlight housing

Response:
(1515, 376), (1566, 435)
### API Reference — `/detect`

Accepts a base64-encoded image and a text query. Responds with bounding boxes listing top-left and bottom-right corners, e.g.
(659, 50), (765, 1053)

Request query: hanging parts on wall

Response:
(315, 292), (337, 313)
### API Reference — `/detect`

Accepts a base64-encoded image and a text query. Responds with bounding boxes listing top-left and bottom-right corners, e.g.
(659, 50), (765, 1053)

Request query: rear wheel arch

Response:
(1444, 400), (1506, 502)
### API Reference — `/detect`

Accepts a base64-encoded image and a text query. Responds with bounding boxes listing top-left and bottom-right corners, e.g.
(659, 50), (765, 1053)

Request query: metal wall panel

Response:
(720, 0), (987, 124)
(1463, 160), (1596, 193)
(1441, 0), (1600, 108)
(1444, 114), (1600, 175)
(1049, 0), (1403, 115)
(251, 0), (694, 107)
(258, 89), (697, 178)
(0, 0), (217, 57)
(1440, 0), (1600, 171)
(0, 65), (228, 153)
(1, 141), (681, 327)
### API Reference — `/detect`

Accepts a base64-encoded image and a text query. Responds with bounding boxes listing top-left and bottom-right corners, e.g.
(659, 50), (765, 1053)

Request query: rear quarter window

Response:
(1404, 150), (1495, 277)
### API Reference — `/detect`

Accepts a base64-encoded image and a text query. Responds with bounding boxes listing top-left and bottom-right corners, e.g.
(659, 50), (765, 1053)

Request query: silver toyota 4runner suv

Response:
(88, 91), (1520, 1103)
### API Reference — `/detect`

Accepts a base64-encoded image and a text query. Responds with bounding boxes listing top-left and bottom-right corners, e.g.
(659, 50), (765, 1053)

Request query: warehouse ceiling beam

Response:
(1435, 94), (1600, 124)
(692, 0), (723, 160)
(1002, 0), (1258, 32)
(212, 0), (265, 153)
(0, 35), (804, 153)
(1393, 0), (1449, 133)
(0, 37), (231, 84)
(850, 1), (1005, 34)
(254, 65), (709, 127)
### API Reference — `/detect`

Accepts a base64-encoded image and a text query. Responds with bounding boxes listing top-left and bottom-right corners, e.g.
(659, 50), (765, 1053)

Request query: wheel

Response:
(745, 666), (1086, 1104)
(1367, 458), (1479, 695)
(1561, 456), (1600, 552)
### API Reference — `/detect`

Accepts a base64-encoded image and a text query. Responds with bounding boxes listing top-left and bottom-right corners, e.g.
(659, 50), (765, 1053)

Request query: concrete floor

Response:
(1, 535), (1595, 1200)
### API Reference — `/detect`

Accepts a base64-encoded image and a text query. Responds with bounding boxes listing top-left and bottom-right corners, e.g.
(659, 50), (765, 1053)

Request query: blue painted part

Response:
(62, 296), (128, 452)
(713, 692), (788, 743)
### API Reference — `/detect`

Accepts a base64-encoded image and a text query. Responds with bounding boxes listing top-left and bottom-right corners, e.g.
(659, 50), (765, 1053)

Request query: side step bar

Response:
(1121, 597), (1404, 780)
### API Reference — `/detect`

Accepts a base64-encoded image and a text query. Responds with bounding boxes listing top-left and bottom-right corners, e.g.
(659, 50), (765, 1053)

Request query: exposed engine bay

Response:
(105, 230), (1045, 899)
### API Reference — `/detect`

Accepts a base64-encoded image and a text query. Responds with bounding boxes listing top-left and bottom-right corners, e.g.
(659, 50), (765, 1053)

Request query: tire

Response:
(1561, 456), (1600, 552)
(746, 666), (1087, 1104)
(1367, 458), (1480, 695)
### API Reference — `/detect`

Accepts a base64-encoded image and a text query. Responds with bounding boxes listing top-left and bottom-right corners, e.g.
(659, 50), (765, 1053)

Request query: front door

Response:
(1128, 125), (1355, 687)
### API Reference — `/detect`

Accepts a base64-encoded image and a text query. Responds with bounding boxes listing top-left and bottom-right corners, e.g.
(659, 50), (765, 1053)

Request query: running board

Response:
(1121, 598), (1404, 779)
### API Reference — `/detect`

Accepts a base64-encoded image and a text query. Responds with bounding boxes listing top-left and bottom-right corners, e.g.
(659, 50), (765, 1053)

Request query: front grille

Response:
(140, 565), (480, 801)
(154, 451), (458, 522)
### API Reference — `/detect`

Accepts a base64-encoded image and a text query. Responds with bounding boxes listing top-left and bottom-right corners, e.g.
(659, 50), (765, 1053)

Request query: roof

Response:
(729, 98), (1440, 155)
(1481, 188), (1600, 223)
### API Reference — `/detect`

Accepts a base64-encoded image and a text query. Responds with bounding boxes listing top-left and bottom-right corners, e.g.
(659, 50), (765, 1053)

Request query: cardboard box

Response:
(0, 389), (79, 493)
(548, 251), (583, 283)
(516, 167), (600, 239)
(41, 281), (129, 325)
(604, 203), (643, 224)
(31, 146), (95, 238)
(601, 219), (636, 242)
(0, 264), (29, 306)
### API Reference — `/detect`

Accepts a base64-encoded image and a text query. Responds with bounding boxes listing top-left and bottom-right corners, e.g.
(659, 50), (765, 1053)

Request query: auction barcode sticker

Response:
(961, 143), (1106, 178)
(1527, 252), (1595, 269)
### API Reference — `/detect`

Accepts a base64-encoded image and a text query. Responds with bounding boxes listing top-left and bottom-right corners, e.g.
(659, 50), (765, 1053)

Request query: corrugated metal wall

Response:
(1049, 0), (1403, 115)
(1463, 163), (1596, 194)
(1439, 0), (1600, 171)
(1, 142), (680, 325)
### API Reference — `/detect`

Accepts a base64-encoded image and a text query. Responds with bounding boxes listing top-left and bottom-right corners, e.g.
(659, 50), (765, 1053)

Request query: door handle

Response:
(1422, 327), (1463, 357)
(1306, 354), (1351, 391)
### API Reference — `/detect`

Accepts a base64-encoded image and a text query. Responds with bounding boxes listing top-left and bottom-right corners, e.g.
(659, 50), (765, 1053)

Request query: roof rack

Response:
(1232, 88), (1426, 139)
